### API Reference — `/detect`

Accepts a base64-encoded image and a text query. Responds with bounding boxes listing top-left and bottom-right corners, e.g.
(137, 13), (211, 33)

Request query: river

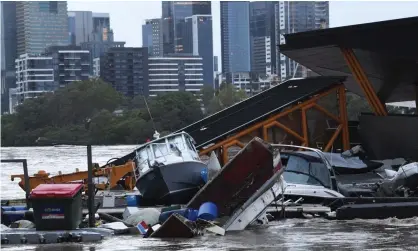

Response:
(1, 146), (417, 250)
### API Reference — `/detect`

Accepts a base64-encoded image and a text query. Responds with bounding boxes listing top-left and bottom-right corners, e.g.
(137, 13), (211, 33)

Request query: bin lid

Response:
(30, 184), (83, 198)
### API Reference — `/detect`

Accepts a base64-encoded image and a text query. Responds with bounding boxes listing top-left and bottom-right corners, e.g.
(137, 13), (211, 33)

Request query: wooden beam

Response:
(324, 125), (342, 152)
(199, 84), (342, 156)
(341, 47), (388, 116)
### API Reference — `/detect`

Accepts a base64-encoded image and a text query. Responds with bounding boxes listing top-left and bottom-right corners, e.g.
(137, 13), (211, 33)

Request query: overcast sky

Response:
(68, 0), (418, 60)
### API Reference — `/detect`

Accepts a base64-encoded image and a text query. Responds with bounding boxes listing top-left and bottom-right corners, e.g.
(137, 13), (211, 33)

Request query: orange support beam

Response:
(311, 103), (341, 124)
(199, 84), (342, 156)
(301, 107), (309, 146)
(262, 125), (268, 141)
(340, 47), (388, 116)
(222, 146), (229, 166)
(338, 85), (350, 150)
(324, 125), (343, 152)
(265, 121), (305, 143)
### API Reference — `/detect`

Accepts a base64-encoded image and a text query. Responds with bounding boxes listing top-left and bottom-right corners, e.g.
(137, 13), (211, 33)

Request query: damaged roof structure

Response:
(279, 16), (418, 109)
(279, 16), (418, 159)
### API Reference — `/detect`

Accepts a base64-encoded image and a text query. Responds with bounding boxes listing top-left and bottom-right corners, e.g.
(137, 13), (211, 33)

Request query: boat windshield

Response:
(185, 136), (196, 152)
(283, 155), (331, 187)
(168, 135), (185, 151)
(152, 143), (169, 158)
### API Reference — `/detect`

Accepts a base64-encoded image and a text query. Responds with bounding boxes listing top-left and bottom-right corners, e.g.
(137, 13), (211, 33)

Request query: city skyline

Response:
(2, 1), (418, 113)
(66, 1), (418, 69)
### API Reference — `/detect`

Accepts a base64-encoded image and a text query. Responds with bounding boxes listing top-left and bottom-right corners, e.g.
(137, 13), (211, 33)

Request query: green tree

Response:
(207, 83), (247, 114)
(346, 92), (372, 120)
(199, 86), (215, 111)
(1, 80), (207, 147)
(129, 95), (148, 110)
(148, 92), (203, 132)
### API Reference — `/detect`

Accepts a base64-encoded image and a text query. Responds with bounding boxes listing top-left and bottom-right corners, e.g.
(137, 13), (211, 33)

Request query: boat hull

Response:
(187, 137), (274, 216)
(136, 161), (206, 206)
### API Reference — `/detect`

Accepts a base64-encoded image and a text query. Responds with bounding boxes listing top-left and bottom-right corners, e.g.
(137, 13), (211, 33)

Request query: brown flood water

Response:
(1, 146), (418, 251)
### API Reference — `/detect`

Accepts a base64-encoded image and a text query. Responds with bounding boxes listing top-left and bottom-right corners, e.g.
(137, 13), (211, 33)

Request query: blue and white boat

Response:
(133, 131), (207, 205)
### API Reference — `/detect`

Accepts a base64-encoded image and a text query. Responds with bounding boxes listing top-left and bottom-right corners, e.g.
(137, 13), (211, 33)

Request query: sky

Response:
(68, 0), (418, 64)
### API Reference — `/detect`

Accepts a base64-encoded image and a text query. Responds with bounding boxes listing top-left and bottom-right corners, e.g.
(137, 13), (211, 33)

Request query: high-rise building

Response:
(92, 13), (112, 42)
(1, 1), (17, 114)
(142, 18), (163, 57)
(100, 47), (149, 98)
(182, 15), (213, 87)
(214, 56), (219, 72)
(68, 11), (93, 45)
(16, 1), (69, 56)
(249, 1), (276, 76)
(68, 11), (113, 45)
(92, 13), (110, 32)
(13, 53), (54, 106)
(11, 45), (90, 113)
(220, 1), (251, 73)
(148, 55), (204, 97)
(46, 45), (91, 88)
(162, 1), (211, 55)
(275, 1), (329, 80)
(93, 58), (100, 77)
(80, 41), (125, 75)
(251, 36), (273, 76)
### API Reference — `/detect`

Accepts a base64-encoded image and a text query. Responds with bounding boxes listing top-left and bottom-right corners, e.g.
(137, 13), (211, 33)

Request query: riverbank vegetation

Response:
(1, 79), (247, 146)
(2, 79), (413, 147)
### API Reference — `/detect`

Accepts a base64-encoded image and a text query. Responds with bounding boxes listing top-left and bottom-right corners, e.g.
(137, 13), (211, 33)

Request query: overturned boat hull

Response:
(150, 213), (198, 238)
(187, 137), (274, 217)
(136, 161), (206, 205)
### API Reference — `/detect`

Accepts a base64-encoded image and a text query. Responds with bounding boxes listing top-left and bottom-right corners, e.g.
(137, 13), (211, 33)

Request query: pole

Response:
(2, 159), (30, 208)
(87, 144), (95, 228)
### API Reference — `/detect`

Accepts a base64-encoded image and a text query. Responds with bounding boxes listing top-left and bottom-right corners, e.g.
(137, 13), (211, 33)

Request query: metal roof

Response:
(279, 16), (418, 103)
(177, 76), (345, 149)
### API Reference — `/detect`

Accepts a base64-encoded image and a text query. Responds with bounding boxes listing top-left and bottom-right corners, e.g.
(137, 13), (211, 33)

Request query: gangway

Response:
(175, 76), (345, 150)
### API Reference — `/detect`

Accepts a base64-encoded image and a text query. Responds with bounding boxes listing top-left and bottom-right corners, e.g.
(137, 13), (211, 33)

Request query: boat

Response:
(186, 137), (277, 216)
(133, 131), (207, 206)
(273, 144), (418, 203)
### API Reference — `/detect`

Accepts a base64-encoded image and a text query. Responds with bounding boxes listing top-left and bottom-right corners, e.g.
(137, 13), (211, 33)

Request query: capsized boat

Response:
(133, 131), (207, 205)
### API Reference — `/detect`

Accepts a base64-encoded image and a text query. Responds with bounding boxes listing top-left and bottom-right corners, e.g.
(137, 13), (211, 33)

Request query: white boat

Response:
(271, 144), (418, 201)
(133, 131), (207, 205)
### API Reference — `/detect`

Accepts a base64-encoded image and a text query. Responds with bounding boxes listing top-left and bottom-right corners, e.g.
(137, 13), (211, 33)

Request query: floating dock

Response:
(1, 228), (114, 245)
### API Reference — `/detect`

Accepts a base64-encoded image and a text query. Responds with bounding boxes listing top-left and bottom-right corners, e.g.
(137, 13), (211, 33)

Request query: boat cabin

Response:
(134, 132), (201, 178)
(280, 152), (335, 190)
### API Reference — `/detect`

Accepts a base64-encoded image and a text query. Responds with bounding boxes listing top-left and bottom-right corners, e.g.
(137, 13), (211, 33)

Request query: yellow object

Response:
(11, 161), (136, 192)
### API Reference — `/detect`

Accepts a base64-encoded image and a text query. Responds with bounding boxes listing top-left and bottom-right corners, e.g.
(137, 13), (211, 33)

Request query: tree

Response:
(148, 92), (203, 132)
(129, 95), (148, 110)
(206, 83), (247, 114)
(346, 92), (372, 120)
(1, 80), (207, 147)
(199, 86), (215, 110)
